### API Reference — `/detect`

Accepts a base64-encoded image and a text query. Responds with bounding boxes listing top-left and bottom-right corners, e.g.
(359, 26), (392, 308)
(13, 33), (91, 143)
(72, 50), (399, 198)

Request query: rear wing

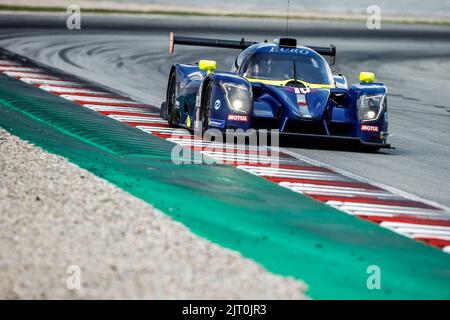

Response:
(168, 32), (336, 65)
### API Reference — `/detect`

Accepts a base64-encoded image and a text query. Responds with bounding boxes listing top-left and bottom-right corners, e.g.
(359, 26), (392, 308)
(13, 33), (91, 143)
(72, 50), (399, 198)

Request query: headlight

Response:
(357, 94), (386, 122)
(220, 82), (252, 114)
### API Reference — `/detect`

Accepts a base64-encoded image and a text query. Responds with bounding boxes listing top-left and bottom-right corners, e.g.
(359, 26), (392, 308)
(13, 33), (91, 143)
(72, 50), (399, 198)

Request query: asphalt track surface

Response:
(0, 13), (450, 206)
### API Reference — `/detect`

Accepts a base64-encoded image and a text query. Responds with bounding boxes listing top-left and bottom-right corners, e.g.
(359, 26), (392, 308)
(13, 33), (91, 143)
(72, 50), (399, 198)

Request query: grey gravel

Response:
(0, 129), (307, 299)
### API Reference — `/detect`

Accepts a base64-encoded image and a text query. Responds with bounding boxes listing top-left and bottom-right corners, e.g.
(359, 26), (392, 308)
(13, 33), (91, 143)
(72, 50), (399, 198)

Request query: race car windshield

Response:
(245, 52), (333, 85)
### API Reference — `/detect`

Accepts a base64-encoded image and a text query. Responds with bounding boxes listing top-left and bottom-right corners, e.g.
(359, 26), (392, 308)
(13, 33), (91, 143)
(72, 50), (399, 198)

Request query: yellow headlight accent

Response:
(199, 60), (217, 74)
(186, 115), (191, 127)
(360, 72), (375, 83)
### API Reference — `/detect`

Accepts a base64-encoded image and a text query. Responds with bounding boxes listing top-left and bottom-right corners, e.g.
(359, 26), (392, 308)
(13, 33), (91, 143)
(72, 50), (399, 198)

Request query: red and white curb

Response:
(2, 59), (450, 254)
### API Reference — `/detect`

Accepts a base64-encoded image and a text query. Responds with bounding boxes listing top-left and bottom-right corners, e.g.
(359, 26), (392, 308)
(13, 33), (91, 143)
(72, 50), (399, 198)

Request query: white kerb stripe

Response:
(0, 66), (43, 72)
(20, 78), (86, 86)
(203, 152), (288, 164)
(167, 138), (263, 151)
(59, 95), (139, 104)
(3, 71), (60, 79)
(83, 105), (157, 114)
(40, 86), (109, 95)
(380, 221), (450, 232)
(383, 227), (450, 237)
(108, 115), (166, 123)
(411, 234), (450, 241)
(237, 169), (343, 180)
(0, 60), (20, 65)
(287, 186), (398, 198)
(327, 201), (445, 212)
(136, 126), (177, 134)
(330, 205), (446, 217)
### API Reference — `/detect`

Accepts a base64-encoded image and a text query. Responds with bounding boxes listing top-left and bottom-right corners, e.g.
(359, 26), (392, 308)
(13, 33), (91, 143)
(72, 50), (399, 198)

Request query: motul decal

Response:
(228, 114), (248, 122)
(361, 124), (379, 132)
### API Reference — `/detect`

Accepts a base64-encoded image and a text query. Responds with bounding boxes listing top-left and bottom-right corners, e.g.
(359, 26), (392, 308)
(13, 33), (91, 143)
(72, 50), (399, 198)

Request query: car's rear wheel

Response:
(166, 70), (179, 126)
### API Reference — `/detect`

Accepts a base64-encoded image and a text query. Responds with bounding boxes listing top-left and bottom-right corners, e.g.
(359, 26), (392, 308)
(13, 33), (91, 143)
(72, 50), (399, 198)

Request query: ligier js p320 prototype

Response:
(161, 33), (390, 150)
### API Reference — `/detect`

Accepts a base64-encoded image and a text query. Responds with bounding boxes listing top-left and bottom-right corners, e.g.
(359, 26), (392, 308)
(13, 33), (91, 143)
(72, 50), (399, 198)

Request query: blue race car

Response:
(161, 33), (390, 150)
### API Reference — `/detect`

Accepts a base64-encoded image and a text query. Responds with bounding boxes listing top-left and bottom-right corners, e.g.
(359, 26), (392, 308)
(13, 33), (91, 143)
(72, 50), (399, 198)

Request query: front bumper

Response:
(212, 130), (391, 150)
(278, 132), (391, 149)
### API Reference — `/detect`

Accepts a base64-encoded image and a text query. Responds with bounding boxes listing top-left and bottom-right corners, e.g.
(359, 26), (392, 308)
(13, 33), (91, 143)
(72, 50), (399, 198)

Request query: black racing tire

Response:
(200, 81), (213, 132)
(166, 70), (179, 127)
(160, 101), (168, 120)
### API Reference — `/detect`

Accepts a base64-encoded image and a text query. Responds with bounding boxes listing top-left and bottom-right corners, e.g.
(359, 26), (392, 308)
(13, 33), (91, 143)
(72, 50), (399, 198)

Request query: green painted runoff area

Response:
(1, 74), (449, 299)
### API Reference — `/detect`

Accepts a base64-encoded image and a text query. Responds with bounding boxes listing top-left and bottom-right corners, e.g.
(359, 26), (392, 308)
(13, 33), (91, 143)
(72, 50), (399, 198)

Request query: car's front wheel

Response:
(160, 101), (168, 120)
(166, 70), (179, 126)
(200, 82), (213, 132)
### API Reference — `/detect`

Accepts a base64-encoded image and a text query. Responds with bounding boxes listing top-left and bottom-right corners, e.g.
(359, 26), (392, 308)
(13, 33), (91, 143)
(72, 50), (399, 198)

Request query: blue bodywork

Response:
(164, 41), (389, 148)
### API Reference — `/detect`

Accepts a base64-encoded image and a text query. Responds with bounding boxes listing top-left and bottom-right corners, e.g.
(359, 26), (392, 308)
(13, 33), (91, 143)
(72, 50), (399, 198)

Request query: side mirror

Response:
(359, 72), (375, 83)
(333, 74), (348, 89)
(199, 60), (217, 74)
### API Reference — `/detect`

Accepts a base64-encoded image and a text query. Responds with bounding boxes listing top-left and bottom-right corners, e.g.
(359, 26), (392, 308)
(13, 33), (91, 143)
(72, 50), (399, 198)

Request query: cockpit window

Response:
(244, 52), (333, 85)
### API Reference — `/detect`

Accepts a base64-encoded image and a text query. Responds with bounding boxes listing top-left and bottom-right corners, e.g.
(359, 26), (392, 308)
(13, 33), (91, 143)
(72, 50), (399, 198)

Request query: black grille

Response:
(252, 117), (280, 130)
(284, 120), (327, 135)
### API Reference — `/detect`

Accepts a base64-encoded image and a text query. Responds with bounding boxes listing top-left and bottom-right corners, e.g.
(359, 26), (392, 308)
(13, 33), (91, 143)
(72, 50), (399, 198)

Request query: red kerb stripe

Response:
(357, 214), (450, 227)
(306, 194), (439, 210)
